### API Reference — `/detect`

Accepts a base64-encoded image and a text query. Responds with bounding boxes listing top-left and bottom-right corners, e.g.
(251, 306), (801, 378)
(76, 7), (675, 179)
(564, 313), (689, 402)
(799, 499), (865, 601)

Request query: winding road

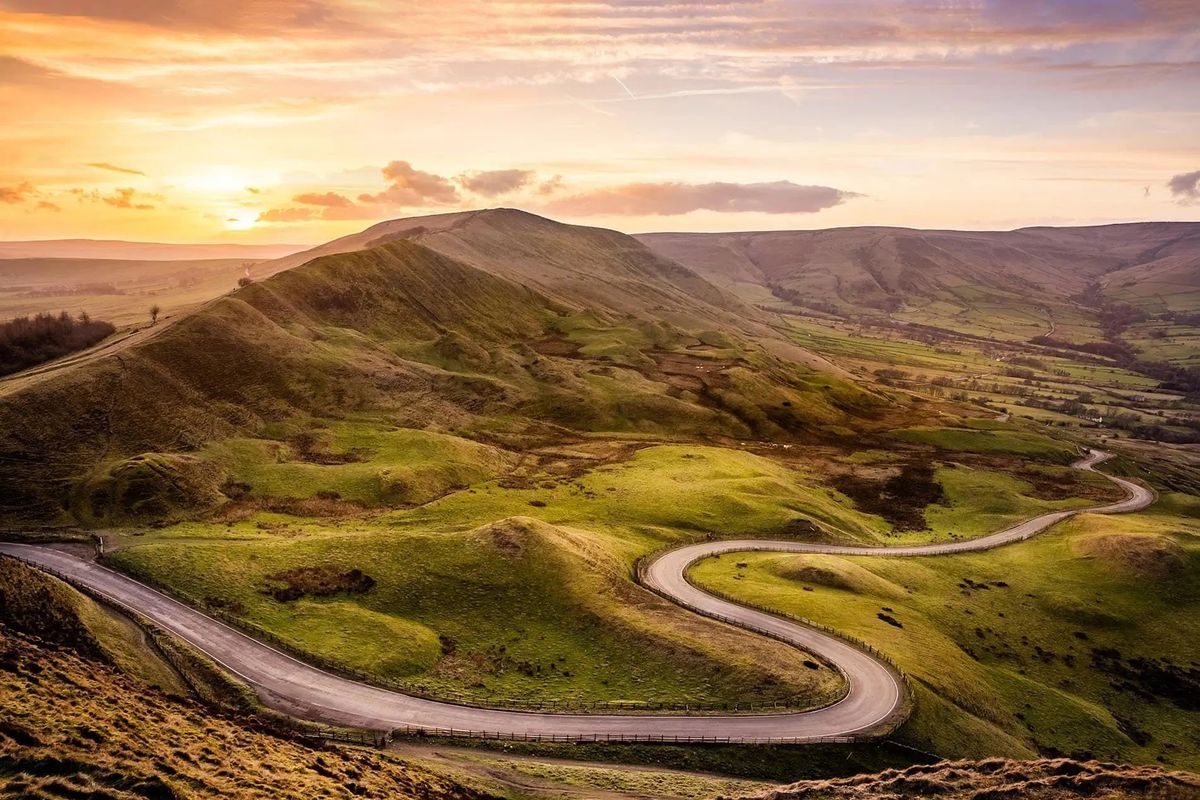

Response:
(0, 449), (1152, 743)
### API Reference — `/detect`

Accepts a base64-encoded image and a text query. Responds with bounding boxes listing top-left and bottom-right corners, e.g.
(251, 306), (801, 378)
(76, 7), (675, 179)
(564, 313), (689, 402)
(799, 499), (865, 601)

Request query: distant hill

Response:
(638, 222), (1200, 346)
(0, 256), (276, 328)
(0, 239), (306, 261)
(264, 208), (760, 323)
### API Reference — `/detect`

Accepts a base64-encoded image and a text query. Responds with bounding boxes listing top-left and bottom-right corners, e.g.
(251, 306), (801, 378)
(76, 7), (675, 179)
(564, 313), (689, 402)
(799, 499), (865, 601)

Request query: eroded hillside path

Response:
(0, 449), (1151, 743)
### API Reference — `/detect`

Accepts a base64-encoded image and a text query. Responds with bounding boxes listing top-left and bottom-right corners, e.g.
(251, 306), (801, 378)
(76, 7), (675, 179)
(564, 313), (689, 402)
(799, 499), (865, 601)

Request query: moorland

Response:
(1, 210), (1198, 798)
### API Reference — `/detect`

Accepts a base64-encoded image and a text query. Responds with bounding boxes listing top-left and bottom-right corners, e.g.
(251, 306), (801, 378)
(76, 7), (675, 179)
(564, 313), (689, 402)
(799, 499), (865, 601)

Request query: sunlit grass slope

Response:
(689, 494), (1200, 769)
(106, 444), (889, 706)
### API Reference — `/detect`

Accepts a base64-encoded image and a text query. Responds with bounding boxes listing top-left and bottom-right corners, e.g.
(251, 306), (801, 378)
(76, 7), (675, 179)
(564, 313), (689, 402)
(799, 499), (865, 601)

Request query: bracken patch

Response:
(262, 566), (376, 602)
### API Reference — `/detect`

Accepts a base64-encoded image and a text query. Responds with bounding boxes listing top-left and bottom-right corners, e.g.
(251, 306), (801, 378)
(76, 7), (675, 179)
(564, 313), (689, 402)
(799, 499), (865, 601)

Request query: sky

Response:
(0, 0), (1197, 243)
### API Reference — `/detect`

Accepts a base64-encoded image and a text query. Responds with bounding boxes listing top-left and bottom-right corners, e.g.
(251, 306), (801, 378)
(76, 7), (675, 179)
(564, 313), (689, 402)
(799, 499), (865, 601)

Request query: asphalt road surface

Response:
(0, 449), (1151, 743)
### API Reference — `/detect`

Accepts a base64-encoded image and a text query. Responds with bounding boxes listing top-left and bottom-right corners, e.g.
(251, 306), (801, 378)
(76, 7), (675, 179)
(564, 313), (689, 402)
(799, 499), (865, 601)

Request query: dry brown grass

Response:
(0, 624), (495, 799)
(727, 757), (1200, 800)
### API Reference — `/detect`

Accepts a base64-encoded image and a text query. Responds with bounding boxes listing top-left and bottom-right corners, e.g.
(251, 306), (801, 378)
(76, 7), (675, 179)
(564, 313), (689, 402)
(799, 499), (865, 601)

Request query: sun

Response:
(182, 167), (252, 194)
(224, 209), (258, 230)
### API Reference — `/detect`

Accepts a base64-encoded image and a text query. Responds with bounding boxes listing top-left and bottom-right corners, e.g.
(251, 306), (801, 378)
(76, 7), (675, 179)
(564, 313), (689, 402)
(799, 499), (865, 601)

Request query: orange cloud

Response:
(0, 182), (61, 212)
(358, 161), (459, 206)
(0, 183), (36, 204)
(458, 169), (535, 197)
(294, 191), (356, 207)
(102, 187), (155, 210)
(258, 207), (315, 222)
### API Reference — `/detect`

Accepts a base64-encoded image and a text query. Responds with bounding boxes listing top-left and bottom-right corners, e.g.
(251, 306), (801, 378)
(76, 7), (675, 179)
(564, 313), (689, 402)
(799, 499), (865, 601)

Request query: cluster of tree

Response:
(1072, 283), (1149, 337)
(22, 282), (123, 297)
(1028, 335), (1135, 361)
(1102, 410), (1200, 444)
(1132, 359), (1200, 396)
(0, 311), (115, 377)
(1164, 311), (1200, 326)
(764, 283), (841, 316)
(872, 368), (909, 386)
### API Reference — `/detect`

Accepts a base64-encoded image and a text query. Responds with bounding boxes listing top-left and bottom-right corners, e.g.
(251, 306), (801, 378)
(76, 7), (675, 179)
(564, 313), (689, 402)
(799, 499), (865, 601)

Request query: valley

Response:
(1, 211), (1197, 799)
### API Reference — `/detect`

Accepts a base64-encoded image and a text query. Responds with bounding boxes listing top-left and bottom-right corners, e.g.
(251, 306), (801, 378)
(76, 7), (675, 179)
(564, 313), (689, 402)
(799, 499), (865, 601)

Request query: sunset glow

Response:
(0, 1), (1196, 243)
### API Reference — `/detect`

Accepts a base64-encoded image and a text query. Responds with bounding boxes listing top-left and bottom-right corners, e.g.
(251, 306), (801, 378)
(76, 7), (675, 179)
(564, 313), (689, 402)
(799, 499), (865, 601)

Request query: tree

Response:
(149, 305), (161, 324)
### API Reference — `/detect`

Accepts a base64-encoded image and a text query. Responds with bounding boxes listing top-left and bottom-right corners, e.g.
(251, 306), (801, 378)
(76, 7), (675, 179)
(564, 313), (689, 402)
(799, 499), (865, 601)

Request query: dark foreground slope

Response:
(0, 563), (492, 800)
(0, 219), (897, 526)
(731, 758), (1200, 800)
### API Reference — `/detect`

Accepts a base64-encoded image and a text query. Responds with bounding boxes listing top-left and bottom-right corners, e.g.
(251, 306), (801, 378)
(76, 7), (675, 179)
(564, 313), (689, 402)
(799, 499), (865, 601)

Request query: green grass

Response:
(920, 464), (1108, 540)
(106, 445), (890, 707)
(103, 434), (1119, 709)
(388, 444), (890, 542)
(204, 418), (518, 507)
(891, 426), (1077, 460)
(689, 494), (1200, 769)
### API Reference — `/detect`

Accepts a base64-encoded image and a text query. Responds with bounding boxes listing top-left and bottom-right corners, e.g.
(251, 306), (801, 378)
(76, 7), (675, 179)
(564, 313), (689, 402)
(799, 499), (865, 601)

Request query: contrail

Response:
(611, 75), (636, 99)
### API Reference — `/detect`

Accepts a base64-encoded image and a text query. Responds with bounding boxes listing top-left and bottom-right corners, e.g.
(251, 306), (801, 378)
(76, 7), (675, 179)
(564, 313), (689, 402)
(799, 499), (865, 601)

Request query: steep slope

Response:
(0, 622), (491, 800)
(639, 222), (1200, 344)
(266, 208), (759, 324)
(0, 235), (894, 526)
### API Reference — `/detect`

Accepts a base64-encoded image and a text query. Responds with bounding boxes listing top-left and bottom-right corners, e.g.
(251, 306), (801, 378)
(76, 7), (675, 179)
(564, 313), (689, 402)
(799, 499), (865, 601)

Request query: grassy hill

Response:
(690, 492), (1200, 769)
(639, 222), (1200, 359)
(0, 216), (898, 526)
(3, 210), (1198, 781)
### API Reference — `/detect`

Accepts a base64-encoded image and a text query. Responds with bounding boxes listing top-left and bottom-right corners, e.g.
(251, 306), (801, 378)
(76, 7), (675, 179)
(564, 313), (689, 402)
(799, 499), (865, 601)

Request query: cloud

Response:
(258, 202), (378, 223)
(258, 207), (315, 222)
(102, 187), (155, 210)
(457, 168), (535, 197)
(86, 161), (144, 175)
(258, 207), (314, 222)
(1167, 170), (1200, 204)
(536, 174), (565, 195)
(3, 1), (340, 33)
(0, 182), (36, 204)
(544, 180), (860, 216)
(0, 182), (60, 212)
(778, 75), (805, 104)
(293, 190), (355, 207)
(358, 160), (459, 206)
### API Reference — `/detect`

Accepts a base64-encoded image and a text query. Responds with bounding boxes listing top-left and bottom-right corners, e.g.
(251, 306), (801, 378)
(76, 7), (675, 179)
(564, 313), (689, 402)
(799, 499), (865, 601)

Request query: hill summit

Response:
(0, 211), (901, 525)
